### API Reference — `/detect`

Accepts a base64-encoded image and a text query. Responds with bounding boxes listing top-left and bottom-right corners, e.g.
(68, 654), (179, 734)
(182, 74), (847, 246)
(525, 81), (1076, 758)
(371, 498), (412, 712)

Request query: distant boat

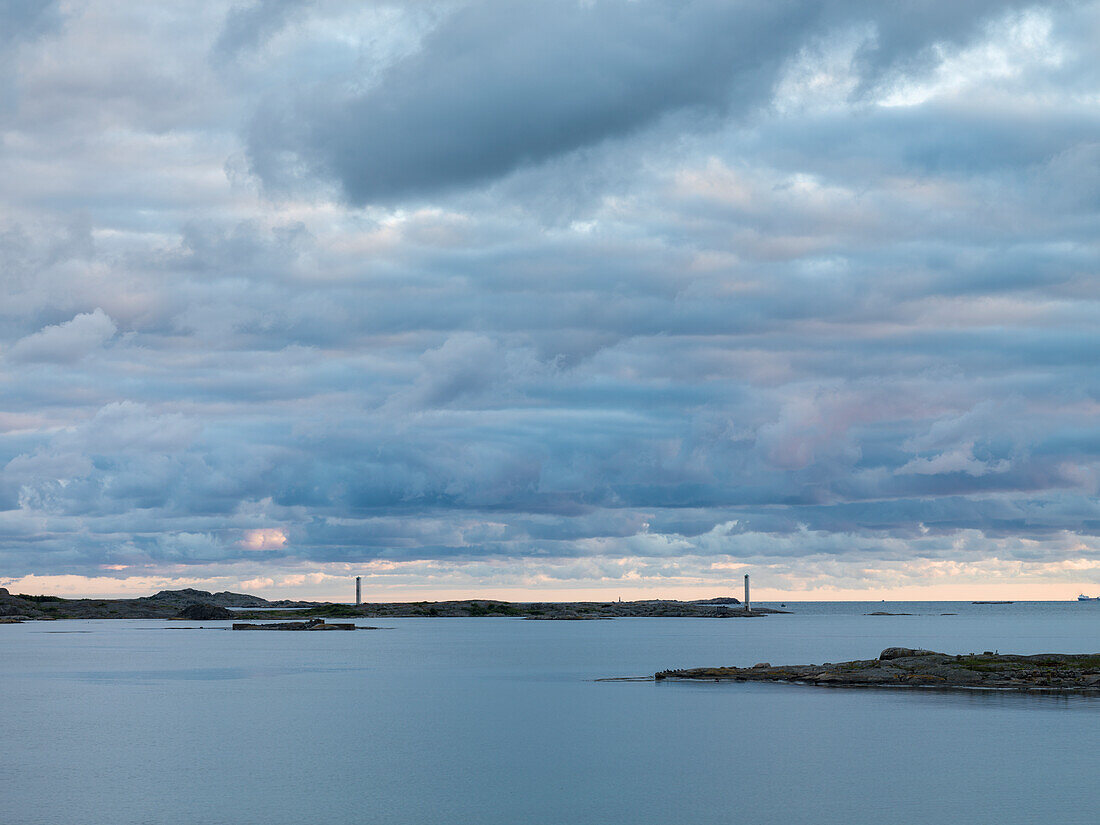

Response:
(1077, 595), (1099, 601)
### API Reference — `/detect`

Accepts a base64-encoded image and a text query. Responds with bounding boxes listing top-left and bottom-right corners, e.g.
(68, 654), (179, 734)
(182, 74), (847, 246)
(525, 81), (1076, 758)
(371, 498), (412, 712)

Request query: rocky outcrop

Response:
(0, 588), (322, 619)
(655, 649), (1100, 691)
(0, 589), (50, 618)
(232, 619), (359, 631)
(176, 603), (234, 620)
(144, 589), (317, 609)
(879, 647), (934, 660)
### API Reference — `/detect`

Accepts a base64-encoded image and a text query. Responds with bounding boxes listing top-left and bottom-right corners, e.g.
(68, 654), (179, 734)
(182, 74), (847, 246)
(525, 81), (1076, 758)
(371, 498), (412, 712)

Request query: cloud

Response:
(0, 0), (62, 49)
(5, 309), (117, 363)
(391, 332), (543, 410)
(896, 447), (1011, 477)
(69, 401), (200, 453)
(0, 0), (63, 114)
(212, 0), (313, 62)
(240, 527), (289, 550)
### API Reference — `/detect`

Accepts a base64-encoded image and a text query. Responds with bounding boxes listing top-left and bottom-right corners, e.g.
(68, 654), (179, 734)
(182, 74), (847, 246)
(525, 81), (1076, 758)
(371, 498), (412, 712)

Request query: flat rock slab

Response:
(232, 619), (358, 631)
(655, 649), (1100, 691)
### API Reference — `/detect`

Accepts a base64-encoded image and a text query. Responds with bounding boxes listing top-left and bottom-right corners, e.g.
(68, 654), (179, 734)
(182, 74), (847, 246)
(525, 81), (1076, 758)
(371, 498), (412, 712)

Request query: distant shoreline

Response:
(0, 587), (787, 620)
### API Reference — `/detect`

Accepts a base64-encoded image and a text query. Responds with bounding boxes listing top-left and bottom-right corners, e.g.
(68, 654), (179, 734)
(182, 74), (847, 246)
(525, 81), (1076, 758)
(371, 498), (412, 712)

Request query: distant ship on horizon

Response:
(1077, 594), (1099, 601)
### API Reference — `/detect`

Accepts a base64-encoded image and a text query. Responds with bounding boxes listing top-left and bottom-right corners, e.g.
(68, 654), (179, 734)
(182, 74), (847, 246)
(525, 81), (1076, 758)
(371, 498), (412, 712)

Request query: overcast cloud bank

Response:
(0, 0), (1098, 599)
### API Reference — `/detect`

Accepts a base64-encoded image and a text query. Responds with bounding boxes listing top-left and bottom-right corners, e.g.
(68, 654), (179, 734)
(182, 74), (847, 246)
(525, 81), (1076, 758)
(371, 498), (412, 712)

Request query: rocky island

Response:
(655, 647), (1100, 691)
(232, 619), (359, 631)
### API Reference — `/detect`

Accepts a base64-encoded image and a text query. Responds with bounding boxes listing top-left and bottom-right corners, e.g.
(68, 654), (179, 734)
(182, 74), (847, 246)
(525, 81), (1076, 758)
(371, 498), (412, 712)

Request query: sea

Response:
(2, 600), (1099, 825)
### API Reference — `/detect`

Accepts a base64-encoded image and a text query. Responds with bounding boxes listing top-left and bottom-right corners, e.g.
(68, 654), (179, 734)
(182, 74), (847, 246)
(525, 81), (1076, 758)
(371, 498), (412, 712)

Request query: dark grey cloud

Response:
(246, 0), (1041, 204)
(247, 0), (806, 200)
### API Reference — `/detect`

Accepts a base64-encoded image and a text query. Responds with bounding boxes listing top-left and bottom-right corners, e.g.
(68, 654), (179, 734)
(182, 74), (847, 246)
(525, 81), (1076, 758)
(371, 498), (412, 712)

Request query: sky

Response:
(0, 0), (1098, 602)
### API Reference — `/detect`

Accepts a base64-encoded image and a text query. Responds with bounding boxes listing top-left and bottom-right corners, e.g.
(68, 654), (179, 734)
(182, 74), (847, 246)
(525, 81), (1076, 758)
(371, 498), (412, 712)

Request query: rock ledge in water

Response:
(655, 649), (1100, 691)
(232, 618), (358, 631)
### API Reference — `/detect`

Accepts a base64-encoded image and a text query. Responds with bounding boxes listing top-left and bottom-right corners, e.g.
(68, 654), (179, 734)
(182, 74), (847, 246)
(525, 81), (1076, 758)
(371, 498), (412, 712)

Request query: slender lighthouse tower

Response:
(744, 574), (750, 613)
(355, 576), (362, 606)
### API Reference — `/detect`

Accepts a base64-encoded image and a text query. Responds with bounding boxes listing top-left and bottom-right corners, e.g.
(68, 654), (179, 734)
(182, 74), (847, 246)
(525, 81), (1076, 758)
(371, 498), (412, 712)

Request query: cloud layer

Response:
(0, 0), (1098, 598)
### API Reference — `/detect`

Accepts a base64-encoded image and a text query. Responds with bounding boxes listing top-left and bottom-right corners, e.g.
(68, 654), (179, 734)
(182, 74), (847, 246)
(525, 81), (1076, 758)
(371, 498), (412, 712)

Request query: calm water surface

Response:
(3, 601), (1099, 824)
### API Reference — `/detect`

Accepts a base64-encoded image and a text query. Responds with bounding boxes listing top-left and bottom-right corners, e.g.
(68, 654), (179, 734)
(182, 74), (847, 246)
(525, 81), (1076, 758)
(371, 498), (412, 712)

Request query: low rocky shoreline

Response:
(656, 647), (1100, 691)
(0, 587), (786, 621)
(0, 587), (315, 620)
